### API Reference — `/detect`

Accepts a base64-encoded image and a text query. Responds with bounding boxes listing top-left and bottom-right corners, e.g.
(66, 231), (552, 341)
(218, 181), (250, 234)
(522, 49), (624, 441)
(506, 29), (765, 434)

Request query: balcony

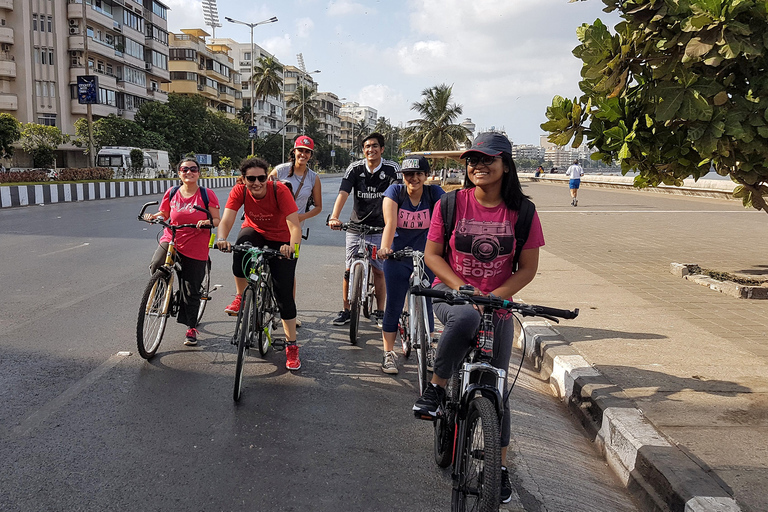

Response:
(0, 0), (13, 9)
(0, 92), (16, 110)
(0, 56), (15, 78)
(70, 99), (119, 118)
(0, 26), (12, 45)
(70, 67), (116, 89)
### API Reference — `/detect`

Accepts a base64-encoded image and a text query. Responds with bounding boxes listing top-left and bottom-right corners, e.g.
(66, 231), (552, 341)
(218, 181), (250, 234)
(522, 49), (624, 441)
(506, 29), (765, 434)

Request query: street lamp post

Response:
(300, 70), (321, 135)
(225, 15), (278, 155)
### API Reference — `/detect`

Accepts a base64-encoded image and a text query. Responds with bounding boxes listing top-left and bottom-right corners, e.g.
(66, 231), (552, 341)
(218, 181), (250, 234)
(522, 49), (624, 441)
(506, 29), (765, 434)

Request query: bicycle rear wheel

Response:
(414, 297), (429, 396)
(349, 264), (363, 345)
(451, 397), (501, 512)
(196, 258), (211, 325)
(136, 270), (174, 360)
(434, 372), (459, 468)
(233, 287), (255, 402)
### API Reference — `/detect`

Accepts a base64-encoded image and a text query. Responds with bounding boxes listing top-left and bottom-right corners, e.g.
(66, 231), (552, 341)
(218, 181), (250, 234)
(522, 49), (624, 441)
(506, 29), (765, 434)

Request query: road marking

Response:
(40, 242), (90, 257)
(9, 352), (130, 439)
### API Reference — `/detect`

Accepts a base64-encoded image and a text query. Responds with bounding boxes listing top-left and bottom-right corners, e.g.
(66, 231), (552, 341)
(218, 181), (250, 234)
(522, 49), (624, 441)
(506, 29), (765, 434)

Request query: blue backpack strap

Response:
(169, 185), (180, 202)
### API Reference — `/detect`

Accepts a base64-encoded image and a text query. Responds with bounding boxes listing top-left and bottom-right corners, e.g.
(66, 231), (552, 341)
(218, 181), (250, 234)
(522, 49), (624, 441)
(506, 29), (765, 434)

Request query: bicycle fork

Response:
(347, 258), (368, 305)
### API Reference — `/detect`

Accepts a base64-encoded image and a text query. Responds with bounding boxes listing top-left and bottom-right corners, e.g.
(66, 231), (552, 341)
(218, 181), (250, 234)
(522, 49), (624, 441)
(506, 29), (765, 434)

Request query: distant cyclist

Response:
(217, 157), (303, 370)
(144, 157), (221, 346)
(377, 155), (444, 374)
(412, 132), (545, 504)
(328, 132), (400, 327)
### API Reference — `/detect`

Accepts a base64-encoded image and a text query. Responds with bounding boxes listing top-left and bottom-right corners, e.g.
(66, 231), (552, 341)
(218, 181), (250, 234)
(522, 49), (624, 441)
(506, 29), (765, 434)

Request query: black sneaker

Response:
(372, 310), (384, 328)
(332, 309), (351, 325)
(500, 466), (513, 504)
(413, 383), (445, 420)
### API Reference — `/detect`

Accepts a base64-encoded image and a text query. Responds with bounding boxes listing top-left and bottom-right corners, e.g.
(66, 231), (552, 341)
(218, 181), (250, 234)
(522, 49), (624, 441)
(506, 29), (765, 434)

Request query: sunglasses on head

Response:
(245, 174), (268, 183)
(466, 155), (498, 167)
(179, 166), (199, 173)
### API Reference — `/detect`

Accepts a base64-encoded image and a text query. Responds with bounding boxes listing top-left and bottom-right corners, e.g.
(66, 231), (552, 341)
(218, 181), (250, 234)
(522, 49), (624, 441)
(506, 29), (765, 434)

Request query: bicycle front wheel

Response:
(451, 397), (501, 512)
(234, 287), (255, 402)
(363, 265), (374, 319)
(196, 258), (211, 325)
(256, 278), (274, 357)
(349, 264), (363, 345)
(434, 372), (459, 468)
(136, 270), (173, 360)
(414, 296), (429, 396)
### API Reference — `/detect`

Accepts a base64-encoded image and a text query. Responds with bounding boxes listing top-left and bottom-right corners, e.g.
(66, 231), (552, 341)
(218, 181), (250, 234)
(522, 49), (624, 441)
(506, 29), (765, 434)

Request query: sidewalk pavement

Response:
(514, 182), (768, 512)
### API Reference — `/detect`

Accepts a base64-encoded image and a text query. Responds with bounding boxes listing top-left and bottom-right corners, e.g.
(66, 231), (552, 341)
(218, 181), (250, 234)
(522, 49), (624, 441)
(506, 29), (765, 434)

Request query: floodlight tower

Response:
(202, 0), (222, 37)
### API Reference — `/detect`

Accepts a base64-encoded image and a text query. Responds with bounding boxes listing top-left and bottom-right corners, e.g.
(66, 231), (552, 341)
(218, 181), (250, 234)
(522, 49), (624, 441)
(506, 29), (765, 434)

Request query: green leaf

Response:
(618, 142), (630, 160)
(713, 91), (729, 106)
(656, 88), (685, 121)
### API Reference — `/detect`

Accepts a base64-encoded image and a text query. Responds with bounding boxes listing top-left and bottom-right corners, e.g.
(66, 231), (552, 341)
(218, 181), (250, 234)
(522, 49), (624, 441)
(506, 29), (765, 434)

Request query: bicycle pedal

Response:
(272, 339), (286, 351)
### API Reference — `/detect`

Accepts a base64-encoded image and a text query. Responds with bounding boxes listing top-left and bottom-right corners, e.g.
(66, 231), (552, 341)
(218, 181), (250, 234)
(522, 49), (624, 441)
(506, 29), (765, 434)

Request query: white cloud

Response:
(295, 17), (315, 39)
(327, 1), (373, 17)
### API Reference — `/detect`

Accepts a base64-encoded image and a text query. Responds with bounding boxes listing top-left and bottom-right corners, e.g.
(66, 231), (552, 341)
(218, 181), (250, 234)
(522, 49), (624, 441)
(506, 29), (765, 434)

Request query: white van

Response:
(143, 149), (171, 177)
(96, 146), (159, 178)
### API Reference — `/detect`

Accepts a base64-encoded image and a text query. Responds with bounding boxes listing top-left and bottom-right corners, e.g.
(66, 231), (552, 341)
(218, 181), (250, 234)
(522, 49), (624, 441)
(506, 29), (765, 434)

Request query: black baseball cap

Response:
(460, 132), (512, 159)
(401, 155), (430, 173)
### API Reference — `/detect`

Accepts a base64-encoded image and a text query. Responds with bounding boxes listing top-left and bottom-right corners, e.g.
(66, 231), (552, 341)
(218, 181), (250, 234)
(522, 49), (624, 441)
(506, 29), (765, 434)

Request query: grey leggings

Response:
(432, 283), (515, 448)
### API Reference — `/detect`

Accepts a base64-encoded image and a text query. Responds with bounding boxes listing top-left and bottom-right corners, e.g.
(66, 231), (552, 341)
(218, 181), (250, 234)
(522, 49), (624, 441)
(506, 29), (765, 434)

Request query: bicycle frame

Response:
(405, 250), (431, 350)
(347, 236), (375, 307)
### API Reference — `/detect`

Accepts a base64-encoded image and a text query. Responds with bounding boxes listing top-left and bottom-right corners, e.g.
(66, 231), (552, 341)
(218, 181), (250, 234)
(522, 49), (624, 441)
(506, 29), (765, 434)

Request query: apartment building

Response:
(315, 91), (341, 146)
(0, 0), (171, 166)
(339, 101), (377, 153)
(164, 29), (240, 119)
(283, 65), (320, 138)
(210, 37), (283, 137)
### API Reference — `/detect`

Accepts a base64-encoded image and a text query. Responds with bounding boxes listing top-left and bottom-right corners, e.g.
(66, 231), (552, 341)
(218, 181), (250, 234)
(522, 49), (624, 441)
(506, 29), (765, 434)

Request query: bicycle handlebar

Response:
(230, 242), (295, 259)
(409, 286), (579, 322)
(325, 214), (384, 235)
(138, 201), (213, 230)
(386, 247), (424, 260)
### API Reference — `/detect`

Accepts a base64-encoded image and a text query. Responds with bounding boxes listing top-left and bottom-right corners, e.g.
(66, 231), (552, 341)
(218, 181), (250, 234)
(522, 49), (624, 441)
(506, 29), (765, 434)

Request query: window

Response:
(48, 16), (52, 33)
(41, 50), (46, 65)
(244, 52), (251, 61)
(32, 14), (37, 31)
(37, 114), (57, 127)
(48, 50), (53, 65)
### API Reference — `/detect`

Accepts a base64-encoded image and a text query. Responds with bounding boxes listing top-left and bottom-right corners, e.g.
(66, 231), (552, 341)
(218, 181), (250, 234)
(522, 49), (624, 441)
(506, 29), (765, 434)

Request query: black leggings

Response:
(149, 243), (208, 329)
(232, 227), (297, 320)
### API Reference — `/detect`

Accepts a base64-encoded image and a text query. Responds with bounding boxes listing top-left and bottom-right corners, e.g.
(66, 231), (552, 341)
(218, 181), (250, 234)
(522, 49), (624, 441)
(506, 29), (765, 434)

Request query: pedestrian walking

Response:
(565, 159), (584, 206)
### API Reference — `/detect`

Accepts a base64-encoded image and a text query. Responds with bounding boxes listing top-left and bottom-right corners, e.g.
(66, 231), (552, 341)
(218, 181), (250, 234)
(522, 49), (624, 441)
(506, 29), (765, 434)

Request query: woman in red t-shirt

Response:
(144, 157), (221, 346)
(216, 157), (303, 370)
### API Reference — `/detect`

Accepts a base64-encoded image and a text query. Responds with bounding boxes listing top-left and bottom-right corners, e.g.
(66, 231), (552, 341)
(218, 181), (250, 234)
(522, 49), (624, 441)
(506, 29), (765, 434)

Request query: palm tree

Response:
(251, 55), (284, 102)
(287, 84), (319, 134)
(401, 84), (470, 152)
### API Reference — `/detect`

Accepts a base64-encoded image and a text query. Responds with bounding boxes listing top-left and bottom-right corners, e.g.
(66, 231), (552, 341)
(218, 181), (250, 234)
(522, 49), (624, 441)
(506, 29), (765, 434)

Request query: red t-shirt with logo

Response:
(225, 181), (298, 242)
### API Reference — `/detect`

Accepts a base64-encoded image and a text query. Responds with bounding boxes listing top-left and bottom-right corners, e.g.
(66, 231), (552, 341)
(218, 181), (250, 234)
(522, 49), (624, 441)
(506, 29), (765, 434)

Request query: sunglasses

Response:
(179, 166), (199, 173)
(402, 171), (426, 178)
(245, 174), (268, 183)
(466, 155), (498, 167)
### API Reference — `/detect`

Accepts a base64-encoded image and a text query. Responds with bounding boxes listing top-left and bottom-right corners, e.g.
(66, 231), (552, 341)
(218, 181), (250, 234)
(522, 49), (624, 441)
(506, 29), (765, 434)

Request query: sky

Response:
(164, 0), (621, 145)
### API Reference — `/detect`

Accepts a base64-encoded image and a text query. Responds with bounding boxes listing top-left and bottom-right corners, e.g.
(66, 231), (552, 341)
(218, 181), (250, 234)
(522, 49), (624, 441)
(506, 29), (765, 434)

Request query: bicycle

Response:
(136, 201), (213, 360)
(228, 242), (289, 402)
(386, 247), (433, 396)
(327, 216), (384, 344)
(411, 285), (578, 511)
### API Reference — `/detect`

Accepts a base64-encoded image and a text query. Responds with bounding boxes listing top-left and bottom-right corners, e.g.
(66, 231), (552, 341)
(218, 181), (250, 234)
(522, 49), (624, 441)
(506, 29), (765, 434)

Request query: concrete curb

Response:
(0, 178), (236, 208)
(670, 263), (768, 299)
(518, 173), (738, 201)
(517, 320), (743, 512)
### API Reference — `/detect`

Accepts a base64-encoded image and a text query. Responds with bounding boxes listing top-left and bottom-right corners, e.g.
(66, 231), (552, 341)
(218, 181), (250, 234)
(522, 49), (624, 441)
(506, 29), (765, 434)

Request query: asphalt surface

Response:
(0, 178), (637, 511)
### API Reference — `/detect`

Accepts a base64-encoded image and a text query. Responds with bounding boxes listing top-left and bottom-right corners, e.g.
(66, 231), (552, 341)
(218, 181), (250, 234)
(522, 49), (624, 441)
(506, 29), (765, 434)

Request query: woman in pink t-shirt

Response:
(144, 157), (221, 346)
(413, 132), (545, 504)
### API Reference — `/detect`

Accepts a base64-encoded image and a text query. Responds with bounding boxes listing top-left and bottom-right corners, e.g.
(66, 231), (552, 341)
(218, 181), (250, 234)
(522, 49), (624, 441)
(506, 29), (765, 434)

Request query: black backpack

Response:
(440, 190), (535, 273)
(169, 185), (210, 209)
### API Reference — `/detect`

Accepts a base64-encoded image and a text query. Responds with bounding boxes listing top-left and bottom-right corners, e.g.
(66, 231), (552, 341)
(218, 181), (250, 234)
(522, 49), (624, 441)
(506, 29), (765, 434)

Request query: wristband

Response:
(217, 238), (227, 242)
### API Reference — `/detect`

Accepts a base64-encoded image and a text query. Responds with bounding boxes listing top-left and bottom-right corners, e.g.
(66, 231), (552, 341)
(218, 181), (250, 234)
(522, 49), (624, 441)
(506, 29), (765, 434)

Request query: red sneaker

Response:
(286, 343), (301, 371)
(225, 294), (242, 315)
(184, 328), (198, 346)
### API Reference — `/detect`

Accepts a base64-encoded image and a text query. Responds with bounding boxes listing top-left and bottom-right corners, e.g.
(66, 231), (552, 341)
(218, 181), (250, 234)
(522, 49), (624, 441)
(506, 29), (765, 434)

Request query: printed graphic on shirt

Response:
(397, 208), (431, 230)
(453, 218), (514, 262)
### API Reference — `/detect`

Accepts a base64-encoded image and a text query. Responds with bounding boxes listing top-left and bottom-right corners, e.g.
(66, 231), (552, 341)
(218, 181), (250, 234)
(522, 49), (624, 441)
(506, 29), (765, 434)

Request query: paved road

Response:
(0, 179), (636, 511)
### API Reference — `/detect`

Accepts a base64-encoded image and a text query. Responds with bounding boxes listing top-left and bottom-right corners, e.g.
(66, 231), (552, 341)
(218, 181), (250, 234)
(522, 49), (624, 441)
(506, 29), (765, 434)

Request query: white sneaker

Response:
(382, 350), (398, 374)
